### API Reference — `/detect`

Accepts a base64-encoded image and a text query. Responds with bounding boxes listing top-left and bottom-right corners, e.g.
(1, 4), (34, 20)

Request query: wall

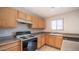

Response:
(45, 10), (79, 33)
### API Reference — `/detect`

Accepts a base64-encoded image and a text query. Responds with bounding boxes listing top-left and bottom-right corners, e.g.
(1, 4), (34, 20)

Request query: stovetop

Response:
(19, 35), (35, 39)
(15, 31), (37, 41)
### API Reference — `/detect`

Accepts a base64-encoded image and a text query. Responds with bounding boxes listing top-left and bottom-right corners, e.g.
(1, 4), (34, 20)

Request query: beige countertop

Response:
(0, 36), (20, 46)
(50, 33), (79, 38)
(50, 33), (63, 36)
(32, 32), (79, 38)
(1, 32), (79, 46)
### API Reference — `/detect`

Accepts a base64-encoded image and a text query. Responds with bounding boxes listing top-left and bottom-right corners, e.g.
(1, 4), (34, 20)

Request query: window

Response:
(51, 19), (64, 30)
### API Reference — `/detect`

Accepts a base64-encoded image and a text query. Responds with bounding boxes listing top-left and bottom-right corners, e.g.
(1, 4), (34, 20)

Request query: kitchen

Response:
(0, 7), (79, 51)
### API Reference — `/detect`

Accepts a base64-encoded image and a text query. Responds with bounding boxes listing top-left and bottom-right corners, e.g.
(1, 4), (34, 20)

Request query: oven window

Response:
(23, 38), (37, 51)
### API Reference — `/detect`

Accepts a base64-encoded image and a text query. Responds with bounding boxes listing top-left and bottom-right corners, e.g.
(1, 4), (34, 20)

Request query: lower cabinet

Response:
(54, 36), (63, 49)
(0, 40), (22, 51)
(5, 46), (21, 51)
(46, 35), (63, 49)
(37, 34), (45, 49)
(37, 34), (63, 49)
(37, 36), (42, 49)
(46, 35), (56, 47)
(37, 33), (63, 49)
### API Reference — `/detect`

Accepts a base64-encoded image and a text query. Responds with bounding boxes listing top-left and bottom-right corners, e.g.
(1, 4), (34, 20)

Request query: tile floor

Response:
(36, 40), (79, 51)
(36, 45), (59, 51)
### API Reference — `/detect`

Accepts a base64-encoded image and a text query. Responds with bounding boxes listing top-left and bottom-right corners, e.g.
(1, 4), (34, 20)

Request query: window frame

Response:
(51, 18), (64, 31)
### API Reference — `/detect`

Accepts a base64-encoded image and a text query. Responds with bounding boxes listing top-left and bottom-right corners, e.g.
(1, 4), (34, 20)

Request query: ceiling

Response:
(24, 7), (79, 18)
(15, 7), (79, 18)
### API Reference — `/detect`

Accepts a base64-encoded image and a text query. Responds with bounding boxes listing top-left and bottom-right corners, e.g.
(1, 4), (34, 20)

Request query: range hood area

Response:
(17, 19), (32, 24)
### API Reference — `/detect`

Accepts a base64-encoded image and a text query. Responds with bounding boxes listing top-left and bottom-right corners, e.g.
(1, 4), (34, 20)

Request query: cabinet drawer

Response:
(4, 46), (21, 51)
(0, 41), (21, 50)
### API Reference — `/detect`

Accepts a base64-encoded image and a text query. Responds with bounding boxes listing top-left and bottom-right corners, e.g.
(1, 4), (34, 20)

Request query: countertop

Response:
(50, 33), (79, 38)
(63, 34), (79, 38)
(32, 32), (79, 38)
(0, 36), (20, 46)
(0, 32), (79, 46)
(32, 31), (50, 34)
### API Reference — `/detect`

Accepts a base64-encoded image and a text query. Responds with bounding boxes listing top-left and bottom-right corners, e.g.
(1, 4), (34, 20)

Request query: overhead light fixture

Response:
(51, 7), (55, 8)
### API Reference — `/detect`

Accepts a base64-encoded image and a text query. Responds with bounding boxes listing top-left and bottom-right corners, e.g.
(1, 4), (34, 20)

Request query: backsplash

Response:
(0, 23), (31, 37)
(31, 29), (45, 33)
(0, 23), (45, 37)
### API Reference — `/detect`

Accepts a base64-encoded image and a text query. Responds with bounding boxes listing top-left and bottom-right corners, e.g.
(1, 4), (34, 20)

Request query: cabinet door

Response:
(46, 35), (57, 47)
(35, 17), (39, 28)
(48, 36), (56, 47)
(46, 35), (50, 45)
(37, 34), (46, 49)
(42, 19), (45, 28)
(0, 40), (21, 51)
(31, 16), (36, 28)
(31, 16), (45, 29)
(40, 19), (44, 28)
(26, 15), (32, 21)
(37, 36), (42, 49)
(38, 18), (42, 28)
(38, 18), (45, 29)
(31, 16), (39, 28)
(55, 36), (63, 49)
(41, 34), (45, 46)
(45, 35), (48, 44)
(17, 11), (26, 20)
(5, 46), (21, 51)
(0, 8), (17, 28)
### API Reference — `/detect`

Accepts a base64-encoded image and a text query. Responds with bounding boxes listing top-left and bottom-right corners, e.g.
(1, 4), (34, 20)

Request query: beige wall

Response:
(45, 10), (79, 33)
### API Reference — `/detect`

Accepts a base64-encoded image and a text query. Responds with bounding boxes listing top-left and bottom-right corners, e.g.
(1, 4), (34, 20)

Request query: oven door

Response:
(23, 38), (37, 51)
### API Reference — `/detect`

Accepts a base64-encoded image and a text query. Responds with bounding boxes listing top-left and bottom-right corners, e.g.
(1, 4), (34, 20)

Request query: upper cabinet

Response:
(17, 11), (32, 24)
(31, 16), (45, 29)
(38, 17), (45, 28)
(31, 16), (39, 28)
(17, 11), (26, 20)
(0, 7), (45, 28)
(26, 14), (32, 21)
(17, 11), (32, 21)
(0, 8), (17, 28)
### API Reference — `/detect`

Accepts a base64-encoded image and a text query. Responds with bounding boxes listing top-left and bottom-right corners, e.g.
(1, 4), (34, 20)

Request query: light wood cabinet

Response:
(17, 11), (26, 20)
(31, 16), (45, 29)
(17, 11), (46, 29)
(26, 15), (32, 21)
(37, 36), (42, 49)
(0, 8), (17, 28)
(41, 34), (46, 46)
(31, 16), (39, 28)
(37, 34), (45, 49)
(5, 46), (21, 51)
(41, 19), (45, 28)
(38, 18), (41, 28)
(46, 35), (56, 47)
(0, 8), (45, 28)
(38, 18), (45, 28)
(37, 33), (63, 49)
(46, 34), (63, 49)
(0, 40), (22, 51)
(54, 36), (63, 49)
